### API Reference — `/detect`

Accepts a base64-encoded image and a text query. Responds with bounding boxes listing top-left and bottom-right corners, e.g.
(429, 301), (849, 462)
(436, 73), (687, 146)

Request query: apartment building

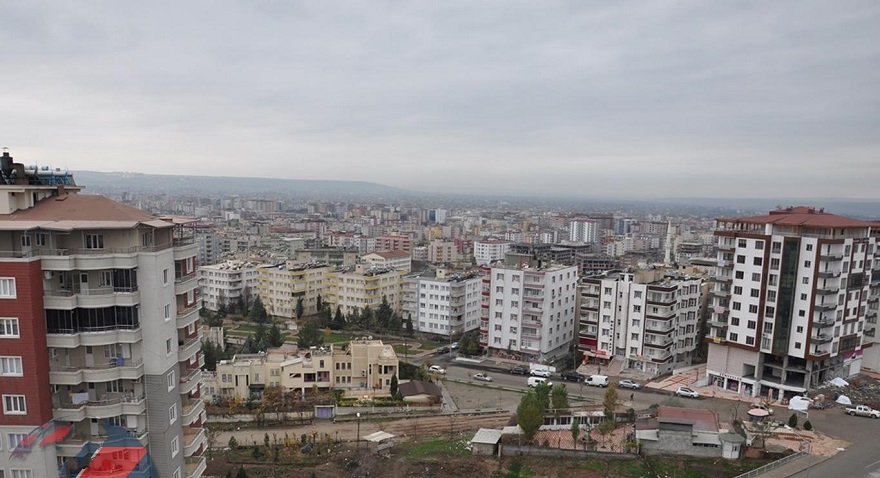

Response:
(323, 265), (404, 316)
(427, 240), (459, 264)
(474, 239), (511, 266)
(256, 262), (331, 319)
(479, 264), (578, 362)
(706, 207), (877, 401)
(402, 269), (482, 337)
(569, 218), (598, 243)
(202, 340), (398, 401)
(361, 250), (412, 273)
(199, 260), (260, 312)
(375, 234), (412, 254)
(0, 151), (205, 478)
(294, 248), (359, 267)
(578, 269), (705, 377)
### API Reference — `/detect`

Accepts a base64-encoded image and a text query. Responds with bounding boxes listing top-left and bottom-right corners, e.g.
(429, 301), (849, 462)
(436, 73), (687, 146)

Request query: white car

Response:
(618, 379), (641, 390)
(675, 386), (700, 398)
(428, 365), (446, 375)
(530, 369), (551, 378)
(473, 373), (493, 382)
(451, 342), (459, 350)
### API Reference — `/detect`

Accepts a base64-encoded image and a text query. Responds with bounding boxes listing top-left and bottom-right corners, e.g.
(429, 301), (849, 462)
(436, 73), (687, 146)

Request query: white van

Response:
(585, 375), (609, 387)
(527, 377), (553, 388)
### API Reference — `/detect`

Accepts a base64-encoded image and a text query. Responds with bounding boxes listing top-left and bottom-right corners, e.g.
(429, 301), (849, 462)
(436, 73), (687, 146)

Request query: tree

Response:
(551, 384), (569, 416)
(250, 296), (268, 323)
(267, 324), (284, 347)
(534, 381), (551, 412)
(201, 341), (221, 371)
(458, 331), (480, 356)
(332, 307), (346, 330)
(803, 420), (813, 431)
(295, 297), (305, 319)
(297, 321), (324, 348)
(390, 375), (400, 399)
(516, 391), (545, 444)
(375, 296), (394, 331)
(228, 436), (239, 450)
(316, 294), (323, 312)
(318, 306), (332, 329)
(788, 413), (799, 428)
(602, 383), (621, 419)
(236, 465), (248, 478)
(596, 419), (617, 449)
(570, 419), (580, 450)
(404, 315), (414, 336)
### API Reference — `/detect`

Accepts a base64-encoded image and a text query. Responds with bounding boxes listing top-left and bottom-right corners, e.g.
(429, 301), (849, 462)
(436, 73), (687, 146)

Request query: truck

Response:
(845, 405), (880, 418)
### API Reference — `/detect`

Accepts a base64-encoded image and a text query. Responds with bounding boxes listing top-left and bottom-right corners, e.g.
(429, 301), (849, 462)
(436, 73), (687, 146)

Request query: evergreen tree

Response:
(405, 315), (414, 336)
(516, 391), (544, 444)
(376, 296), (393, 331)
(295, 297), (305, 319)
(602, 384), (621, 419)
(297, 321), (324, 348)
(390, 375), (399, 398)
(570, 419), (580, 449)
(534, 381), (551, 412)
(250, 296), (268, 323)
(332, 307), (346, 330)
(318, 306), (332, 329)
(316, 295), (323, 312)
(267, 324), (284, 347)
(551, 384), (569, 415)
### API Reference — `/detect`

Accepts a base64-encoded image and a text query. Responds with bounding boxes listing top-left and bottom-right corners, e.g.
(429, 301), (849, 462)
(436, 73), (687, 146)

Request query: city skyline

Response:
(2, 2), (879, 198)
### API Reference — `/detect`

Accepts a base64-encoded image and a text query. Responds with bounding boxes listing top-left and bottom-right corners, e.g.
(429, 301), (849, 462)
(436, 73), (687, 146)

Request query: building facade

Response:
(256, 262), (331, 319)
(199, 260), (260, 312)
(324, 265), (404, 316)
(402, 269), (482, 337)
(473, 239), (511, 266)
(361, 250), (412, 273)
(706, 207), (877, 400)
(0, 151), (205, 478)
(480, 264), (578, 362)
(578, 269), (705, 376)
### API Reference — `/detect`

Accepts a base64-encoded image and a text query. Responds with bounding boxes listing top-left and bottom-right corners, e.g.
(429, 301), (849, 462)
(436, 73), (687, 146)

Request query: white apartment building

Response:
(474, 239), (511, 266)
(569, 218), (598, 243)
(578, 269), (705, 377)
(199, 260), (260, 311)
(402, 269), (482, 337)
(480, 264), (578, 362)
(0, 151), (205, 478)
(707, 207), (878, 401)
(361, 250), (412, 272)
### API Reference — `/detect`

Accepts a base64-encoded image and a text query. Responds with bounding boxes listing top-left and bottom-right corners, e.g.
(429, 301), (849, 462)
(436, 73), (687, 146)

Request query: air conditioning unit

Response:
(43, 270), (55, 280)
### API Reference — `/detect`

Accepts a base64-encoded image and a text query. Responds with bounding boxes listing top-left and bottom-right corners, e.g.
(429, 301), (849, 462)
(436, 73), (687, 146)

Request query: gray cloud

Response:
(1, 0), (879, 198)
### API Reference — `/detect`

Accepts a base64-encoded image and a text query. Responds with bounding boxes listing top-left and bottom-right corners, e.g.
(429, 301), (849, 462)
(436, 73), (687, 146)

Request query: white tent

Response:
(829, 377), (849, 387)
(788, 395), (812, 412)
(835, 394), (853, 405)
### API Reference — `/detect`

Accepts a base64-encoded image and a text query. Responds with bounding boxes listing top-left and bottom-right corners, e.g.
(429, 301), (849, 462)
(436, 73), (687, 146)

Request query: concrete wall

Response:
(145, 373), (184, 478)
(640, 428), (721, 457)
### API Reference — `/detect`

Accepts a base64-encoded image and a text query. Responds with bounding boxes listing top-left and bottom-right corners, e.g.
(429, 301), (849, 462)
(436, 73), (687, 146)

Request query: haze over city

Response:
(2, 1), (880, 198)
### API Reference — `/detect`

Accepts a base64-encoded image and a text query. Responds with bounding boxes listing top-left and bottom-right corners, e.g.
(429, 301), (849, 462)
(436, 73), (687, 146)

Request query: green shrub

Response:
(803, 420), (812, 431)
(788, 413), (798, 428)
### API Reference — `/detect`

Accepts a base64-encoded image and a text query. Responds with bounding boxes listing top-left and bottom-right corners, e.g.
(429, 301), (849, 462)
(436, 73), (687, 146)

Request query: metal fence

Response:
(733, 450), (808, 478)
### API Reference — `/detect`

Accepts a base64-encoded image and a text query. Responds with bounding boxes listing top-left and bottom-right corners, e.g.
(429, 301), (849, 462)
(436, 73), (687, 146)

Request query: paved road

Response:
(789, 409), (880, 478)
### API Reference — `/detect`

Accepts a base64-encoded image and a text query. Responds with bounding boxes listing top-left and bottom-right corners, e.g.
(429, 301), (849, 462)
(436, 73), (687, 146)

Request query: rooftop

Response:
(717, 206), (871, 229)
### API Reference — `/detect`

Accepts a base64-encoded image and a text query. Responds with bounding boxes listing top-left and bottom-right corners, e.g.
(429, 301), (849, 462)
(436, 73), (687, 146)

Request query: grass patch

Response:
(401, 437), (470, 458)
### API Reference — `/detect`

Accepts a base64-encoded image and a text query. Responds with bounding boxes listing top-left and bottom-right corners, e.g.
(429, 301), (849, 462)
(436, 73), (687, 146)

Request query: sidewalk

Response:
(758, 453), (831, 478)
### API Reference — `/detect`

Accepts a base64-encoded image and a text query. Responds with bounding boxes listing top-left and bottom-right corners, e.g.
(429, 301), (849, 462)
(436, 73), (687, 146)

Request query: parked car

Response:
(560, 370), (585, 382)
(428, 365), (446, 375)
(675, 386), (700, 398)
(845, 405), (880, 418)
(451, 342), (459, 350)
(473, 373), (493, 382)
(530, 369), (552, 378)
(750, 403), (775, 415)
(509, 365), (530, 375)
(436, 346), (450, 355)
(585, 375), (609, 387)
(618, 379), (641, 390)
(527, 377), (553, 388)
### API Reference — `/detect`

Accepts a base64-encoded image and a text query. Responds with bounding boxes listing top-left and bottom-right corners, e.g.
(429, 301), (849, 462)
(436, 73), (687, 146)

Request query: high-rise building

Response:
(706, 207), (877, 401)
(569, 218), (598, 243)
(480, 264), (578, 362)
(0, 151), (205, 478)
(578, 269), (705, 376)
(198, 260), (260, 312)
(323, 264), (404, 316)
(402, 269), (482, 337)
(473, 239), (511, 266)
(256, 262), (331, 319)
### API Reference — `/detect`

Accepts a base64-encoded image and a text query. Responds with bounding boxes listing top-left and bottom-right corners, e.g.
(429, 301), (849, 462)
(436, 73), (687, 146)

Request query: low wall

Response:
(500, 444), (638, 460)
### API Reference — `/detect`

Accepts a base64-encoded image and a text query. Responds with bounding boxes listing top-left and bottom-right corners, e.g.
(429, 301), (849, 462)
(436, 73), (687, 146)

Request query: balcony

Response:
(520, 343), (540, 352)
(47, 326), (142, 348)
(54, 393), (146, 421)
(173, 240), (198, 261)
(718, 242), (735, 251)
(713, 287), (731, 298)
(183, 426), (207, 457)
(182, 398), (205, 425)
(810, 334), (833, 344)
(185, 456), (207, 478)
(717, 259), (732, 267)
(814, 302), (838, 312)
(38, 251), (140, 271)
(49, 358), (144, 385)
(55, 427), (149, 457)
(44, 287), (140, 309)
(175, 272), (199, 295)
(818, 269), (842, 278)
(712, 273), (733, 283)
(180, 368), (203, 395)
(178, 336), (202, 363)
(816, 284), (840, 295)
(177, 302), (200, 318)
(820, 252), (844, 261)
(178, 305), (200, 330)
(812, 317), (835, 328)
(645, 323), (675, 334)
(643, 340), (673, 350)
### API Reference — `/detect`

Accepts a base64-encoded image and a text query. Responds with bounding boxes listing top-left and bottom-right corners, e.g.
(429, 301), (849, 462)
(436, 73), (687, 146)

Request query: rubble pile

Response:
(814, 375), (880, 409)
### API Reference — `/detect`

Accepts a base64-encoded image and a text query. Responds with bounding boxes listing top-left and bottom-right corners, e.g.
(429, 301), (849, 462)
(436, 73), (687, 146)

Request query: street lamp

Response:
(356, 412), (361, 452)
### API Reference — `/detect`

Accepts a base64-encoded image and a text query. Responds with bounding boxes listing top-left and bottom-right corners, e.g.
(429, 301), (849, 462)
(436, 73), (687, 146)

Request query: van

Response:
(528, 377), (553, 388)
(585, 375), (609, 387)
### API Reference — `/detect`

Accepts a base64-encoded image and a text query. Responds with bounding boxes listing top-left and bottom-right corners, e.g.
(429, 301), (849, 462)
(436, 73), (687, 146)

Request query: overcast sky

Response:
(2, 1), (879, 198)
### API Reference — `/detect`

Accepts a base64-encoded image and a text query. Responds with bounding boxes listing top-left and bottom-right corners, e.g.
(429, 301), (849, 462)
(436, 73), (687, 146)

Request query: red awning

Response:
(40, 425), (72, 446)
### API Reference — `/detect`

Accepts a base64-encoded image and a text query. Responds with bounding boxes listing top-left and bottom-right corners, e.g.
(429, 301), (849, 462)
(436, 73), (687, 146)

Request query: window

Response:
(731, 317), (740, 326)
(735, 271), (744, 279)
(800, 293), (807, 301)
(164, 304), (171, 321)
(755, 241), (764, 250)
(806, 244), (813, 251)
(732, 302), (742, 311)
(170, 436), (180, 457)
(796, 326), (803, 333)
(794, 342), (801, 349)
(804, 261), (811, 268)
(767, 290), (776, 302)
(747, 320), (756, 329)
(84, 234), (104, 249)
(0, 318), (19, 337)
(751, 273), (760, 282)
(3, 395), (26, 414)
(753, 257), (763, 266)
(770, 258), (780, 270)
(750, 289), (760, 298)
(0, 278), (15, 299)
(11, 471), (32, 478)
(0, 357), (23, 376)
(163, 269), (169, 284)
(746, 336), (755, 345)
(169, 404), (178, 425)
(633, 305), (641, 313)
(738, 239), (747, 248)
(167, 371), (176, 391)
(736, 255), (746, 264)
(772, 242), (782, 253)
(734, 286), (743, 295)
(173, 469), (181, 478)
(803, 277), (809, 285)
(729, 332), (738, 341)
(166, 338), (173, 355)
(8, 433), (28, 450)
(749, 305), (758, 313)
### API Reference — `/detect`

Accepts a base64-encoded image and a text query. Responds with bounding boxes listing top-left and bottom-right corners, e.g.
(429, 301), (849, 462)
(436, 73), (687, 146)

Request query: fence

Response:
(500, 444), (638, 460)
(733, 450), (808, 478)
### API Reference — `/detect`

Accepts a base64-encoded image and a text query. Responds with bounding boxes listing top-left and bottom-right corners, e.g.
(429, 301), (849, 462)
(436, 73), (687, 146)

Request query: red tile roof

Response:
(3, 194), (157, 222)
(656, 406), (718, 432)
(718, 206), (871, 228)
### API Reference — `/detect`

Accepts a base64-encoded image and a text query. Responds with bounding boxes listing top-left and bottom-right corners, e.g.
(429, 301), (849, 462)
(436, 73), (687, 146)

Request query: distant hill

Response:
(72, 171), (409, 199)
